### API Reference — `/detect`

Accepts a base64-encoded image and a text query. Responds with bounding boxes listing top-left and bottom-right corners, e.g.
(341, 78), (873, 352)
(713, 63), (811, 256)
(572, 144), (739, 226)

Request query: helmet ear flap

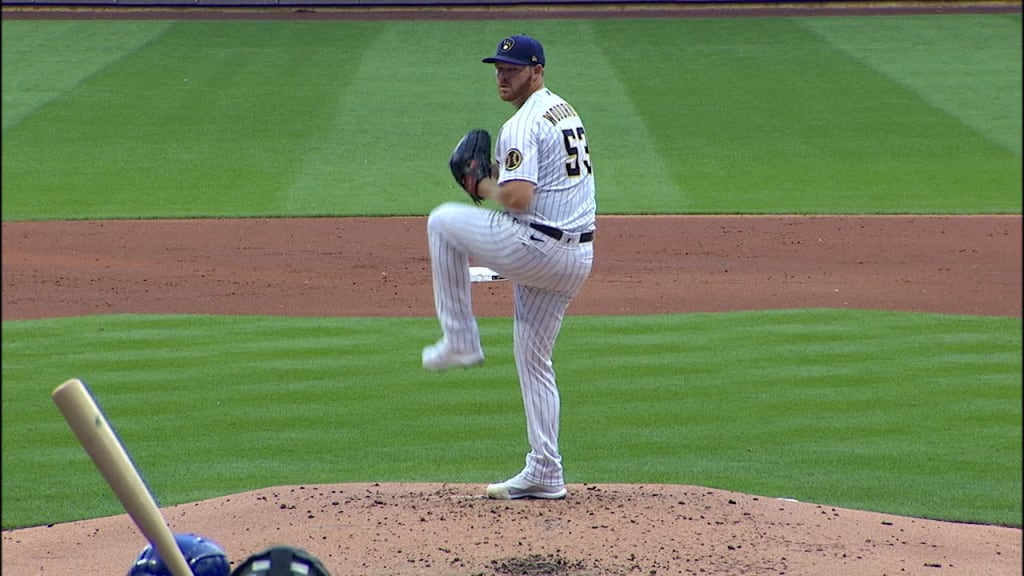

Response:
(229, 545), (330, 576)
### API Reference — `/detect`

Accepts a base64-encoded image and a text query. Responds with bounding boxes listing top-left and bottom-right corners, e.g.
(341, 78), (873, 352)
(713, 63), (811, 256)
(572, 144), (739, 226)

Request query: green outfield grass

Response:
(2, 14), (1020, 219)
(2, 311), (1021, 530)
(2, 13), (1021, 532)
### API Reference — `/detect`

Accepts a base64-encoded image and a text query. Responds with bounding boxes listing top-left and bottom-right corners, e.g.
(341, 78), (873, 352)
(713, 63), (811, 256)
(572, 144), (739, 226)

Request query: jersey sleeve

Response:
(495, 113), (540, 186)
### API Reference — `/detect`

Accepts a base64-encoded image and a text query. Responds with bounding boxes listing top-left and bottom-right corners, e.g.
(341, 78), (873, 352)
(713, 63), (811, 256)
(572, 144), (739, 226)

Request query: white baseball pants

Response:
(427, 201), (594, 486)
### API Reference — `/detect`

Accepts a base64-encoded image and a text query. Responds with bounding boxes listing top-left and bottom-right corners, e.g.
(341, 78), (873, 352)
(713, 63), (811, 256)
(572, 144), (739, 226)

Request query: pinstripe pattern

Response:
(427, 79), (596, 491)
(497, 88), (597, 234)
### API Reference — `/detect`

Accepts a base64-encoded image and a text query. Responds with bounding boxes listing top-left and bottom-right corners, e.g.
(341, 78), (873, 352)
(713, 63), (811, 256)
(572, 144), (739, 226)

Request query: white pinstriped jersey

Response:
(495, 88), (597, 234)
(425, 83), (596, 490)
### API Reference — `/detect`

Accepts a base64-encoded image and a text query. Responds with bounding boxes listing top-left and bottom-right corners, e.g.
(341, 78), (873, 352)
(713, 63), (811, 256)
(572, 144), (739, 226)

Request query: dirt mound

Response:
(4, 483), (1021, 575)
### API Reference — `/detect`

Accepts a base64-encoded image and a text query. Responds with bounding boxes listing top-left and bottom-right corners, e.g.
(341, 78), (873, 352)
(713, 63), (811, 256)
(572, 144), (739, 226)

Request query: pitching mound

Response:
(4, 483), (1021, 575)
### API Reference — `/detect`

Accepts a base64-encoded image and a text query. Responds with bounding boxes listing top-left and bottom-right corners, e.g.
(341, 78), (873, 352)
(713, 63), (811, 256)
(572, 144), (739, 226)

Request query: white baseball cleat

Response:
(422, 341), (484, 372)
(485, 472), (567, 500)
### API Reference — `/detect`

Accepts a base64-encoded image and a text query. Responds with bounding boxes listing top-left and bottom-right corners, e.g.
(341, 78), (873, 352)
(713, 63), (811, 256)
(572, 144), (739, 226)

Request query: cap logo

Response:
(500, 37), (515, 53)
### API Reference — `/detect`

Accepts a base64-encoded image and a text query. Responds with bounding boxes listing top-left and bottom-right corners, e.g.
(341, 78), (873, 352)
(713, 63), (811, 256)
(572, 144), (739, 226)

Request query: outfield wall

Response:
(2, 0), (761, 5)
(4, 0), (800, 4)
(2, 0), (1018, 9)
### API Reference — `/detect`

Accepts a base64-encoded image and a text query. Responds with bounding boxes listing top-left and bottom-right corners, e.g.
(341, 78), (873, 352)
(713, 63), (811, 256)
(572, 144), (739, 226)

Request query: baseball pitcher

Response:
(428, 34), (597, 500)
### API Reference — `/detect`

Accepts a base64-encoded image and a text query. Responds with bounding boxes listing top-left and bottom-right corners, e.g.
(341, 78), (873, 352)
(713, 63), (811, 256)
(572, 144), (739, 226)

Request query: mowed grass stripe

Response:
(291, 19), (681, 215)
(559, 19), (684, 213)
(593, 17), (1021, 213)
(2, 22), (378, 218)
(283, 21), (506, 215)
(1, 20), (173, 131)
(558, 310), (1020, 523)
(799, 14), (1022, 155)
(4, 310), (1019, 527)
(3, 16), (1020, 219)
(2, 316), (525, 517)
(280, 21), (418, 215)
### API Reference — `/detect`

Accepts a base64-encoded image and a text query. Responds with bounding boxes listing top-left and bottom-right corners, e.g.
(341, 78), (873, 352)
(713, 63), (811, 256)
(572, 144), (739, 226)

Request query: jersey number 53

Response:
(562, 127), (592, 177)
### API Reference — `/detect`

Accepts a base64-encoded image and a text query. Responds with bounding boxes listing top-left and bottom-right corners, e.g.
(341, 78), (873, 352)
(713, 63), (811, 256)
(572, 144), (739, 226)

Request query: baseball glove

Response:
(449, 129), (492, 204)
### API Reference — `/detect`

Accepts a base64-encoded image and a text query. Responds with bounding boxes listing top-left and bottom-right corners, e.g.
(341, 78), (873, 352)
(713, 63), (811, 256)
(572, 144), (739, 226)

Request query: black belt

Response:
(529, 222), (594, 243)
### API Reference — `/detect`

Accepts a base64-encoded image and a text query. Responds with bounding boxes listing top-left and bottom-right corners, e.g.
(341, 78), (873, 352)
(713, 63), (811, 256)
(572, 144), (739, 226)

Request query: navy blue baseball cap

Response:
(482, 35), (545, 67)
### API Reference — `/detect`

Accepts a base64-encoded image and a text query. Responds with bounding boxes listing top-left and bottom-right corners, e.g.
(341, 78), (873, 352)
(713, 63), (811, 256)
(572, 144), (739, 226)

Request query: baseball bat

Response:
(52, 378), (194, 576)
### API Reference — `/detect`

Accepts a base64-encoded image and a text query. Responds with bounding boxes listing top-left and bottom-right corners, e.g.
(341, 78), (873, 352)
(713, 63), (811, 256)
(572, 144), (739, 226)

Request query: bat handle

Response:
(52, 379), (195, 576)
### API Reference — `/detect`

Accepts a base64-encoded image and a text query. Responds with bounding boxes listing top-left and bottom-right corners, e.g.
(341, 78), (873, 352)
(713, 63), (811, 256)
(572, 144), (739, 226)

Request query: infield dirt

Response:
(2, 215), (1021, 575)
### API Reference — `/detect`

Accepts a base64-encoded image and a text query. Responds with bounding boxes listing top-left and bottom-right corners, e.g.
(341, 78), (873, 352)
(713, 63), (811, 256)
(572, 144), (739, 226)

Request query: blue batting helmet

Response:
(128, 532), (230, 576)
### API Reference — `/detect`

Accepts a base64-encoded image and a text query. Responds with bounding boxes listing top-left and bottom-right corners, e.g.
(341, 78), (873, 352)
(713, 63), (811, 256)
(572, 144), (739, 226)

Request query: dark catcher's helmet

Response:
(229, 545), (331, 576)
(127, 532), (231, 576)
